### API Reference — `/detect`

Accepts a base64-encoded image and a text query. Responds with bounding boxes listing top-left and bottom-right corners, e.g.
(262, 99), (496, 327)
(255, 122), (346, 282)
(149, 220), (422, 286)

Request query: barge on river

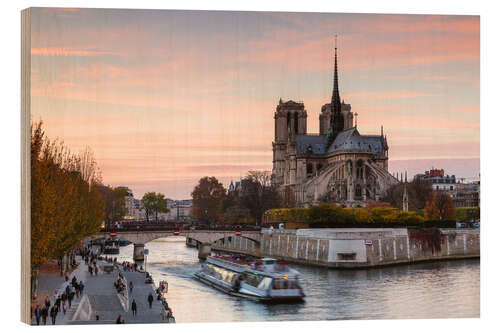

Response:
(194, 255), (305, 302)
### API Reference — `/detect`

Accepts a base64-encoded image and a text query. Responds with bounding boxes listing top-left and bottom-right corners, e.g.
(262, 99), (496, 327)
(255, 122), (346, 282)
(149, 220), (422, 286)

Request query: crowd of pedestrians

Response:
(33, 274), (85, 325)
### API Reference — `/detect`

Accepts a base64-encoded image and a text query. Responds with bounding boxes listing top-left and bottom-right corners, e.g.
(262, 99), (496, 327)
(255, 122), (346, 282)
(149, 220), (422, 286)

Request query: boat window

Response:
(258, 277), (272, 290)
(203, 264), (236, 283)
(245, 273), (264, 288)
(273, 278), (299, 289)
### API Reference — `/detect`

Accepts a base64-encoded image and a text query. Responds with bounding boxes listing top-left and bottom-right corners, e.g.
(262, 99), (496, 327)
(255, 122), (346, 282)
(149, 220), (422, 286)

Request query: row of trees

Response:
(191, 172), (471, 226)
(191, 171), (281, 225)
(264, 203), (424, 226)
(31, 121), (105, 273)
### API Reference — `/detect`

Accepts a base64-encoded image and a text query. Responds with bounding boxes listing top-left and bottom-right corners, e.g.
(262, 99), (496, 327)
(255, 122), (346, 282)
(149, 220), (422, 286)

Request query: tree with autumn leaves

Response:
(191, 177), (227, 225)
(424, 191), (456, 221)
(31, 121), (105, 281)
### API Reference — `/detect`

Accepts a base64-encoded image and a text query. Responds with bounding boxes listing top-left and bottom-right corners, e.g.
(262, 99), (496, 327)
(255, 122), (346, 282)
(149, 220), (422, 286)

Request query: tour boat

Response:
(103, 241), (119, 255)
(194, 255), (305, 302)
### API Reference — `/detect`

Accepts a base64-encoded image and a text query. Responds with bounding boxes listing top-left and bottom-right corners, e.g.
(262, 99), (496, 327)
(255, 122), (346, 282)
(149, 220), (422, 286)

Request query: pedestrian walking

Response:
(56, 295), (61, 311)
(131, 299), (137, 316)
(50, 306), (56, 325)
(68, 290), (74, 308)
(41, 306), (48, 325)
(95, 311), (99, 321)
(79, 281), (84, 294)
(129, 281), (133, 294)
(147, 293), (154, 309)
(62, 303), (67, 315)
(34, 305), (41, 326)
(44, 297), (51, 309)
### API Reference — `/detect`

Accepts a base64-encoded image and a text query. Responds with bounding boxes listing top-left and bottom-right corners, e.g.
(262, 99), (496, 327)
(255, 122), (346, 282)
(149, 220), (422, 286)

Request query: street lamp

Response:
(144, 248), (149, 272)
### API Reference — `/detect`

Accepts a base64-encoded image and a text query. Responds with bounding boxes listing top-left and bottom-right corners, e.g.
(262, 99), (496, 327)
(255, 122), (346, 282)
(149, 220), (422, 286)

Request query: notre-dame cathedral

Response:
(271, 41), (398, 207)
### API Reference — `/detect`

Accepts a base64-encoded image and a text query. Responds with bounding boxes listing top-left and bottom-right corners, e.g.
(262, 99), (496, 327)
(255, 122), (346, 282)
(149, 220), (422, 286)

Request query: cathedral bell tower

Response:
(272, 99), (307, 186)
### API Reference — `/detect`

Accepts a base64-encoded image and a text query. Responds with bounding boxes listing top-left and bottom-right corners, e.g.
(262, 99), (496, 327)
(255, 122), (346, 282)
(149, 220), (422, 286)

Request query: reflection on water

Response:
(109, 236), (479, 323)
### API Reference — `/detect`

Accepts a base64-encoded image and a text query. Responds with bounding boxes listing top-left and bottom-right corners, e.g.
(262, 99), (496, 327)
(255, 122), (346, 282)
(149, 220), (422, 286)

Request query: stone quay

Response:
(211, 228), (480, 268)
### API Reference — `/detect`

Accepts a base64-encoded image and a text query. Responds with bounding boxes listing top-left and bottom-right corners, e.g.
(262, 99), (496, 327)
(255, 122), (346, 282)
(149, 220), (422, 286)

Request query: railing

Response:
(100, 223), (262, 233)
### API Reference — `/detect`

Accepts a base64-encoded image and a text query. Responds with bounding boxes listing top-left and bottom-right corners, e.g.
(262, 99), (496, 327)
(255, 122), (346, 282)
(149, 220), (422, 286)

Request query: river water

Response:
(110, 237), (479, 323)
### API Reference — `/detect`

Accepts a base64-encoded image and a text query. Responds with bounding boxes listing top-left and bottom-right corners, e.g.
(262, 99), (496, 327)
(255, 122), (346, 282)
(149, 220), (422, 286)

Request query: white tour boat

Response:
(194, 254), (305, 302)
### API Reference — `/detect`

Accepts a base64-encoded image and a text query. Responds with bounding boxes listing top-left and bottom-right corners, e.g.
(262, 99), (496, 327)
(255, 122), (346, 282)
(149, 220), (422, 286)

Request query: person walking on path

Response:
(95, 311), (99, 321)
(34, 305), (41, 325)
(41, 306), (48, 325)
(68, 289), (74, 308)
(55, 295), (61, 312)
(131, 299), (137, 316)
(62, 302), (67, 316)
(129, 281), (133, 294)
(50, 306), (56, 325)
(44, 297), (51, 310)
(147, 293), (154, 309)
(79, 281), (84, 294)
(62, 292), (67, 306)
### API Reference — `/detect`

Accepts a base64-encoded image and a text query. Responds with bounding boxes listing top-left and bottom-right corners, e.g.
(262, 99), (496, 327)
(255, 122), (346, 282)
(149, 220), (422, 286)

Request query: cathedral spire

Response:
(328, 35), (344, 145)
(331, 35), (341, 114)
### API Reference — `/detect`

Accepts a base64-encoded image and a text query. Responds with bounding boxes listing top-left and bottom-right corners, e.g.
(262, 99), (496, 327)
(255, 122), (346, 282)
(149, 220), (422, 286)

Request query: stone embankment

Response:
(211, 228), (480, 268)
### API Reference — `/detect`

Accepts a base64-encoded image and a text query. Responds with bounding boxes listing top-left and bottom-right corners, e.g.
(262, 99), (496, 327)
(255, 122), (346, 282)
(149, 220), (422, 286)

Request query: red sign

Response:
(110, 232), (117, 237)
(173, 230), (180, 236)
(235, 230), (242, 236)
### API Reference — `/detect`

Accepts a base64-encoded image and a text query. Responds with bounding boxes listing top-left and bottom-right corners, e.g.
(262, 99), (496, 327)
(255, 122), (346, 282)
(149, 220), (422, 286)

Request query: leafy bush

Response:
(263, 203), (424, 227)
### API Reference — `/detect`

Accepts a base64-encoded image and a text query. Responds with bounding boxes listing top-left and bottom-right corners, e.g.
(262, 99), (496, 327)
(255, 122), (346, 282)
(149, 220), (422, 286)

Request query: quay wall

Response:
(210, 228), (480, 268)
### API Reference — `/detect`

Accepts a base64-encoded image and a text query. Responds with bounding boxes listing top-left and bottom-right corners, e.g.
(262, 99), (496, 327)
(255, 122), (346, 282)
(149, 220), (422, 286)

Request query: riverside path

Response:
(33, 257), (170, 325)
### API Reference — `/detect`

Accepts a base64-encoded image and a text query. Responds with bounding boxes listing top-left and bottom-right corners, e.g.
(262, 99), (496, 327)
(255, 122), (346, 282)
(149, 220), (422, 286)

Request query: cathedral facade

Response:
(271, 42), (398, 207)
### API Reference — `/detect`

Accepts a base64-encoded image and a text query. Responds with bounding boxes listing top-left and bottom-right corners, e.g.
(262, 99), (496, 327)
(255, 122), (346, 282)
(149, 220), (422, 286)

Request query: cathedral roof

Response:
(327, 127), (384, 154)
(296, 135), (327, 155)
(296, 128), (385, 156)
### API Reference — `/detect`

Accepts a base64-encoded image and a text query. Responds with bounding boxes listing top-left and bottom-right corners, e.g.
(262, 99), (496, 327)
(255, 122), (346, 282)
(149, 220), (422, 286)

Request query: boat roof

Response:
(206, 256), (300, 278)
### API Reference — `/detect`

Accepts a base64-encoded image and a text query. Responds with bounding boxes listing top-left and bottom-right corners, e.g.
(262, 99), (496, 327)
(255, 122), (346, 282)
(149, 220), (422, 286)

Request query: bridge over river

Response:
(93, 224), (261, 260)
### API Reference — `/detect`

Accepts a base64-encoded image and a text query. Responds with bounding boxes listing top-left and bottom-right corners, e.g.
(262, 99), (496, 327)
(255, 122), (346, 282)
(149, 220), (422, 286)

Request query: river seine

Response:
(111, 236), (479, 323)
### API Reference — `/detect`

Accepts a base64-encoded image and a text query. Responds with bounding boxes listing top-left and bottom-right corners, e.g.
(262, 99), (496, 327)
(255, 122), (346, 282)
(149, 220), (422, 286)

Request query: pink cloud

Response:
(31, 46), (121, 57)
(363, 15), (479, 35)
(344, 90), (442, 100)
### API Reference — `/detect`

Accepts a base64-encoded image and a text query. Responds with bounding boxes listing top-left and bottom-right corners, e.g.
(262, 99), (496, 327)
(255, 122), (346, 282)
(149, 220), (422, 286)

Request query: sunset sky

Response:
(30, 8), (480, 199)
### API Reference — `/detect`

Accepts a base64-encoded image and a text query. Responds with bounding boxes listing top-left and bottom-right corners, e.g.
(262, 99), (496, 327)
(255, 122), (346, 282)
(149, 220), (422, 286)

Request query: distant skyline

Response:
(30, 8), (480, 199)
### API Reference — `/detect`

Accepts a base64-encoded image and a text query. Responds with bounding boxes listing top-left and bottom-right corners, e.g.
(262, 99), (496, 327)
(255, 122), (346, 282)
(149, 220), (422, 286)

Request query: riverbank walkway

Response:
(32, 257), (169, 325)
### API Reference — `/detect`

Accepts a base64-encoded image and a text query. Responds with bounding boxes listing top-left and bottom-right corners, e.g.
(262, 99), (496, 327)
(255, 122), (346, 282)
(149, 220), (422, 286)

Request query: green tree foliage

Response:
(141, 192), (169, 222)
(264, 203), (424, 227)
(191, 177), (226, 224)
(31, 121), (105, 271)
(455, 206), (480, 222)
(238, 171), (281, 225)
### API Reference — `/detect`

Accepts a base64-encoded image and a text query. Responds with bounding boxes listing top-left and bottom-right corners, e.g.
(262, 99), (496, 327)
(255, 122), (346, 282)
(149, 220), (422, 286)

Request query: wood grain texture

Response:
(21, 7), (31, 325)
